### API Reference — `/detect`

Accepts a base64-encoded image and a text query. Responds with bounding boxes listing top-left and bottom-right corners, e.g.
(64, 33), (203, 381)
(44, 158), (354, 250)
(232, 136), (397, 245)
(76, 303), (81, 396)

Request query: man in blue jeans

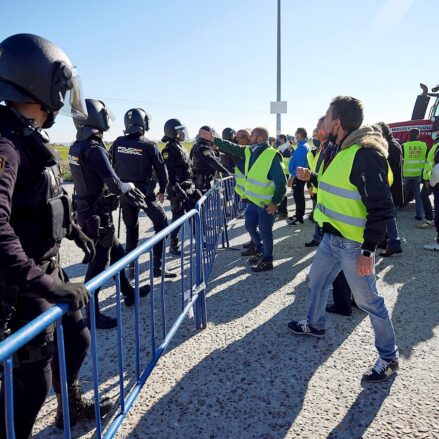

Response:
(198, 127), (286, 272)
(288, 96), (399, 383)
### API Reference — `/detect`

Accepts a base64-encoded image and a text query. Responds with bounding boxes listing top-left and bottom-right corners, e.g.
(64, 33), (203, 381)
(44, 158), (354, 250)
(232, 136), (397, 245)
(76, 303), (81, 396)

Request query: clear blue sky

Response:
(1, 0), (436, 143)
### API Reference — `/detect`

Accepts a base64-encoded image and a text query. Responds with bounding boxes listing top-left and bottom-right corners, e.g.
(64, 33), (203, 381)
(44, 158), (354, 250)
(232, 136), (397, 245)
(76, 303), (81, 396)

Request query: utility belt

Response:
(0, 257), (62, 369)
(73, 192), (119, 215)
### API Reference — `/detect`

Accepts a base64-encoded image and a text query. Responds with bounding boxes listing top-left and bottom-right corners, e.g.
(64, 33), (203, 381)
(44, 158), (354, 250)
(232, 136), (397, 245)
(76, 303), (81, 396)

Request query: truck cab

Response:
(389, 84), (439, 147)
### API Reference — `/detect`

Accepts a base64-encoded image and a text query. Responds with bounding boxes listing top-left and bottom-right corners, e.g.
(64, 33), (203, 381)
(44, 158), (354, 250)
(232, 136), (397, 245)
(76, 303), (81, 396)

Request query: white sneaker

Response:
(424, 241), (439, 251)
(416, 220), (435, 229)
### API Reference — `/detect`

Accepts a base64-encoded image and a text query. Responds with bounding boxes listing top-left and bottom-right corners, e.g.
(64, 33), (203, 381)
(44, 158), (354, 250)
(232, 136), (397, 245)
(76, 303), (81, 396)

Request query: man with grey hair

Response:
(198, 127), (286, 272)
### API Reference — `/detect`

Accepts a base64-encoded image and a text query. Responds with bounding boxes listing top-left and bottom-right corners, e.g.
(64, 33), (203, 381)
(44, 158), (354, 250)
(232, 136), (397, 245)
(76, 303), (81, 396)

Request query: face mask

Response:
(42, 111), (56, 129)
(326, 121), (339, 145)
(432, 132), (438, 141)
(312, 139), (321, 148)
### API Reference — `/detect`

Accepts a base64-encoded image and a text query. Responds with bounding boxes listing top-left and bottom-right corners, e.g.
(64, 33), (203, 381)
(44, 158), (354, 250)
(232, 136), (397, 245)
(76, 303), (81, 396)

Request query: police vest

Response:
(422, 142), (439, 181)
(162, 141), (192, 183)
(1, 135), (70, 260)
(403, 141), (427, 177)
(112, 135), (151, 183)
(314, 144), (367, 243)
(69, 138), (106, 201)
(242, 146), (278, 207)
(192, 141), (213, 176)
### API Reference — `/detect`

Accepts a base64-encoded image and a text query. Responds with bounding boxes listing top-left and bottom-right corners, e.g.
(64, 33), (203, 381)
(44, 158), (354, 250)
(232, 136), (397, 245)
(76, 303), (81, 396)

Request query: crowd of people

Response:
(0, 32), (438, 437)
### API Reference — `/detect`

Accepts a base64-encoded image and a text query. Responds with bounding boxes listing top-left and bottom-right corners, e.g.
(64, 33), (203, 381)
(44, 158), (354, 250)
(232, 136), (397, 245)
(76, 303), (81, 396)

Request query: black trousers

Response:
(293, 179), (306, 220)
(0, 262), (90, 439)
(84, 234), (128, 285)
(420, 184), (434, 221)
(278, 195), (288, 214)
(121, 200), (168, 268)
(77, 211), (129, 305)
(332, 270), (353, 314)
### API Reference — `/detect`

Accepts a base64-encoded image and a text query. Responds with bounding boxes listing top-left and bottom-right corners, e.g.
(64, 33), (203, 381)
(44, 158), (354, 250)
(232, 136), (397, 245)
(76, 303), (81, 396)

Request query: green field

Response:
(53, 142), (195, 181)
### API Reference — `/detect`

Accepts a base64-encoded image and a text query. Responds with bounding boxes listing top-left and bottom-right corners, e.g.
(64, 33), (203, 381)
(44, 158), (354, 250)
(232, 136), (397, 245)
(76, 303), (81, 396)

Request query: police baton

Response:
(117, 206), (121, 239)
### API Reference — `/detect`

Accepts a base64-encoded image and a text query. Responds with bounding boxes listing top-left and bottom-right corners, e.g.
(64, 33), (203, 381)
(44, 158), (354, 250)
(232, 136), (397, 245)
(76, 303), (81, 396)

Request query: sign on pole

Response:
(270, 101), (287, 114)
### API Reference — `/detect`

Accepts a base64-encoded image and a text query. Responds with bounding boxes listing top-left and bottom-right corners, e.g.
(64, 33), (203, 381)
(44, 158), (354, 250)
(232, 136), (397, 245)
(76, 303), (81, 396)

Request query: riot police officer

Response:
(111, 108), (176, 278)
(191, 125), (231, 193)
(161, 119), (200, 255)
(69, 99), (150, 330)
(220, 127), (238, 173)
(0, 33), (111, 437)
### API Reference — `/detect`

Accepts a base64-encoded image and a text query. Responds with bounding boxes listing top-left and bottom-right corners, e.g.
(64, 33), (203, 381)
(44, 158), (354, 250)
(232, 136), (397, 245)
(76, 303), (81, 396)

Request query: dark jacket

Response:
(0, 107), (68, 293)
(386, 136), (404, 207)
(309, 127), (394, 252)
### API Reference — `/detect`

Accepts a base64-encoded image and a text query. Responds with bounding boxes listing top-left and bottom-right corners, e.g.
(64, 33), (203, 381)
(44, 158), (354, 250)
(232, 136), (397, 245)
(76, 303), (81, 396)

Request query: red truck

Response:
(389, 83), (439, 147)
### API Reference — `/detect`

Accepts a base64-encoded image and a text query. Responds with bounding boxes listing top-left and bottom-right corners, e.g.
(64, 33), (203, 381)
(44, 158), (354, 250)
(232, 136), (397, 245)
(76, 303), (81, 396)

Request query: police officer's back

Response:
(111, 108), (175, 278)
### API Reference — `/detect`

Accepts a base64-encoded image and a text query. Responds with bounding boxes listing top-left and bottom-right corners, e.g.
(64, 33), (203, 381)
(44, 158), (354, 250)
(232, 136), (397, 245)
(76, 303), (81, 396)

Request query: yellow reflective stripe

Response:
(246, 177), (275, 188)
(319, 181), (362, 201)
(244, 190), (273, 200)
(316, 203), (366, 227)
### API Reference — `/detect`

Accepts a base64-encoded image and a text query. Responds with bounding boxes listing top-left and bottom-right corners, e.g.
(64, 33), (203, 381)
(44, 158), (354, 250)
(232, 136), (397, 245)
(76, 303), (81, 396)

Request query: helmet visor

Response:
(58, 68), (88, 119)
(175, 124), (189, 142)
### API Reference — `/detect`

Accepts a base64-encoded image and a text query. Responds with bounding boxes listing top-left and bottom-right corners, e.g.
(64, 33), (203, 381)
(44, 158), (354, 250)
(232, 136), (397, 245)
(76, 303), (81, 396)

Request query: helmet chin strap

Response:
(9, 107), (58, 167)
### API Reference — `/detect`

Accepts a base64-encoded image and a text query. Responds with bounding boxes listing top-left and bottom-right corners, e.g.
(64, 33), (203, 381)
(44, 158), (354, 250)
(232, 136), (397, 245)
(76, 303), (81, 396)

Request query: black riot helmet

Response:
(200, 125), (216, 144)
(222, 127), (236, 142)
(162, 118), (188, 142)
(74, 99), (113, 140)
(0, 33), (87, 124)
(124, 108), (150, 135)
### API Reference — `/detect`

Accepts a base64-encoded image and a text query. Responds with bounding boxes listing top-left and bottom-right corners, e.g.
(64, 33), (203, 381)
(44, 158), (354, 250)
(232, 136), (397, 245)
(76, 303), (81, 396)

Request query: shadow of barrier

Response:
(0, 177), (244, 439)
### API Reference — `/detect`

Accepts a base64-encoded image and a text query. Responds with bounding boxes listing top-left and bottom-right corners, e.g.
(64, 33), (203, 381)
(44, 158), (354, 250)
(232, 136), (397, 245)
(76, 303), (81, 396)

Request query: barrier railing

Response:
(0, 177), (243, 439)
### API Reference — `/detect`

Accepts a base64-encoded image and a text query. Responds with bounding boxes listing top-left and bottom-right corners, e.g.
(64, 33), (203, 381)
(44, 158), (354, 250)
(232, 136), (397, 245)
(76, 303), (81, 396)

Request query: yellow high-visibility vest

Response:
(403, 141), (427, 177)
(242, 146), (278, 207)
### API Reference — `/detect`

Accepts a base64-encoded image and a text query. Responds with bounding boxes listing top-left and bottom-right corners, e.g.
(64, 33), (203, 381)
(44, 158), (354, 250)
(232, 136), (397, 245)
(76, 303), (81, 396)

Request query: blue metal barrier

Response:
(0, 177), (243, 438)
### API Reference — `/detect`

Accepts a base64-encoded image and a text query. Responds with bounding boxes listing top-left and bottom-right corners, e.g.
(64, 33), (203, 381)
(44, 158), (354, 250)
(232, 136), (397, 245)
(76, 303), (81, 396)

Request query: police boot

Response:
(153, 265), (178, 279)
(169, 238), (181, 256)
(120, 277), (150, 308)
(55, 381), (113, 429)
(86, 300), (117, 330)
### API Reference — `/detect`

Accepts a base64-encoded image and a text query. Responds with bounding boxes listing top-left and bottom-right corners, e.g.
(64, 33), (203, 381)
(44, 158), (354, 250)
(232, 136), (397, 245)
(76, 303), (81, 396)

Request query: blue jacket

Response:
(288, 140), (310, 177)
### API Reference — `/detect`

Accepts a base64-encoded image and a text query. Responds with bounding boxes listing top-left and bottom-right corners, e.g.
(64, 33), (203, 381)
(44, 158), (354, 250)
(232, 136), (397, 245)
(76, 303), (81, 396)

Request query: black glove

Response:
(126, 187), (148, 210)
(69, 223), (96, 263)
(45, 281), (90, 311)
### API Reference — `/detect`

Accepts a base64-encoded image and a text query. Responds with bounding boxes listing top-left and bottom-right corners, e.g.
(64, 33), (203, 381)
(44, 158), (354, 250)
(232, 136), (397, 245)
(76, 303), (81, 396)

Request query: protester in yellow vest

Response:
(402, 128), (427, 220)
(417, 139), (439, 229)
(198, 127), (287, 272)
(288, 96), (399, 383)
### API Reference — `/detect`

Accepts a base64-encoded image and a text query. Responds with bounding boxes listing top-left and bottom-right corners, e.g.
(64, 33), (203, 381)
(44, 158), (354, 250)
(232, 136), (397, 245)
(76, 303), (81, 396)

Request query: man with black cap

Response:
(69, 99), (150, 329)
(111, 108), (175, 278)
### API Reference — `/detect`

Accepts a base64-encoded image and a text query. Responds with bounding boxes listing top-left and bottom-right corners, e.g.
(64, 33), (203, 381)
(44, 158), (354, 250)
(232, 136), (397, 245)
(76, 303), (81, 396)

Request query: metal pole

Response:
(276, 0), (281, 136)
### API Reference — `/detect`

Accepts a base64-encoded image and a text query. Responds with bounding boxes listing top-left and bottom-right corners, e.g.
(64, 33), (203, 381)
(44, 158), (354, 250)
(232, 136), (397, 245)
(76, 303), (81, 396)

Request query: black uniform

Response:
(191, 139), (230, 193)
(69, 134), (135, 313)
(0, 107), (90, 438)
(111, 133), (169, 270)
(162, 140), (198, 245)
